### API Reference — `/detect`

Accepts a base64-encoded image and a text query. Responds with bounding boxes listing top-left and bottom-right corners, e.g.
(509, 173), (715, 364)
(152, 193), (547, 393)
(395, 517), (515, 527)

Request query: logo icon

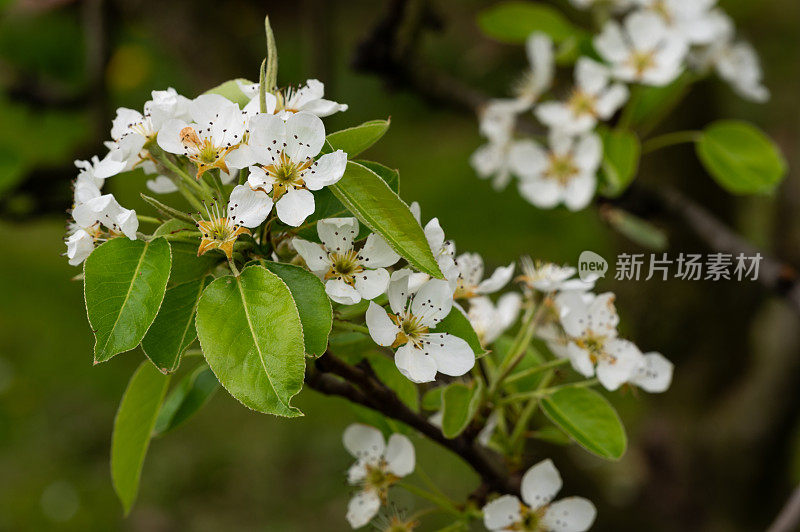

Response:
(578, 250), (608, 282)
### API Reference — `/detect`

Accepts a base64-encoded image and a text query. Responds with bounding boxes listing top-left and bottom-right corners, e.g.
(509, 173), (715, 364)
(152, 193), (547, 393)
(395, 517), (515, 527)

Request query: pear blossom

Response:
(594, 11), (688, 86)
(157, 93), (247, 179)
(293, 218), (399, 305)
(535, 58), (629, 136)
(634, 0), (722, 45)
(482, 459), (596, 532)
(226, 111), (347, 227)
(629, 351), (673, 392)
(516, 257), (594, 293)
(452, 253), (515, 300)
(73, 158), (105, 204)
(409, 202), (459, 289)
(194, 199), (251, 260)
(66, 229), (96, 266)
(65, 189), (139, 266)
(570, 0), (633, 12)
(558, 291), (645, 390)
(342, 424), (415, 529)
(366, 275), (474, 383)
(239, 78), (348, 117)
(510, 132), (602, 211)
(470, 137), (521, 191)
(467, 293), (522, 345)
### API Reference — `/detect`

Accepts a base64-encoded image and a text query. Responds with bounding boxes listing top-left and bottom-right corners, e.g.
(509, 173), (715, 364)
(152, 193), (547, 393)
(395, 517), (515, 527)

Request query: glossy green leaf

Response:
(204, 78), (253, 108)
(477, 1), (581, 43)
(167, 241), (221, 287)
(696, 120), (787, 195)
(330, 162), (443, 278)
(540, 387), (627, 460)
(141, 277), (210, 373)
(422, 386), (444, 411)
(598, 128), (640, 197)
(111, 361), (171, 514)
(431, 307), (485, 357)
(441, 380), (484, 439)
(154, 364), (219, 435)
(84, 238), (172, 363)
(621, 73), (693, 132)
(259, 261), (333, 357)
(325, 119), (390, 158)
(195, 265), (305, 416)
(366, 352), (418, 411)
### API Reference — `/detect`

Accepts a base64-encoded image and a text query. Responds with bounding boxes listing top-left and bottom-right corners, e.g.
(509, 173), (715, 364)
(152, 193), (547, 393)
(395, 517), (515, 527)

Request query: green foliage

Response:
(431, 307), (485, 357)
(422, 386), (444, 411)
(330, 162), (443, 278)
(477, 1), (581, 44)
(84, 238), (172, 363)
(141, 277), (210, 373)
(603, 208), (668, 251)
(259, 261), (332, 357)
(203, 78), (253, 107)
(325, 119), (390, 157)
(111, 361), (171, 514)
(365, 352), (419, 411)
(154, 364), (219, 435)
(598, 128), (641, 197)
(327, 331), (372, 365)
(195, 265), (305, 417)
(440, 380), (484, 439)
(621, 73), (693, 132)
(540, 387), (627, 460)
(696, 120), (787, 195)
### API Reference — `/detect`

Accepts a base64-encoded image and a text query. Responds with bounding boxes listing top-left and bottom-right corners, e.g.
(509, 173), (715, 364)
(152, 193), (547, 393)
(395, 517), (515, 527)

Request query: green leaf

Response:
(203, 78), (253, 108)
(440, 380), (484, 439)
(325, 119), (390, 158)
(621, 73), (693, 132)
(422, 386), (444, 411)
(259, 261), (333, 357)
(604, 207), (668, 251)
(330, 162), (442, 278)
(477, 1), (581, 44)
(195, 265), (306, 416)
(431, 307), (485, 357)
(696, 120), (787, 195)
(327, 331), (372, 365)
(84, 238), (172, 363)
(141, 277), (210, 373)
(111, 361), (171, 514)
(167, 241), (221, 287)
(366, 352), (418, 411)
(153, 364), (219, 435)
(540, 387), (627, 460)
(598, 128), (640, 197)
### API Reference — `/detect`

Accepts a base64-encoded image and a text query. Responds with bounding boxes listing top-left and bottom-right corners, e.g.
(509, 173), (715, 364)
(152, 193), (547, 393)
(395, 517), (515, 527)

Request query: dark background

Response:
(0, 0), (799, 530)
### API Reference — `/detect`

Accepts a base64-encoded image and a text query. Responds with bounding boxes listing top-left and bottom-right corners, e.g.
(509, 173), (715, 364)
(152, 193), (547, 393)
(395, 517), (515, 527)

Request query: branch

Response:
(306, 353), (520, 496)
(768, 485), (800, 532)
(352, 0), (800, 316)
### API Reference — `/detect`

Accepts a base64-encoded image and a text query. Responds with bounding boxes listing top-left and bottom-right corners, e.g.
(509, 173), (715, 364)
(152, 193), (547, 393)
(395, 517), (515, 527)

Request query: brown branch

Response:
(352, 0), (800, 316)
(306, 353), (520, 496)
(768, 485), (800, 532)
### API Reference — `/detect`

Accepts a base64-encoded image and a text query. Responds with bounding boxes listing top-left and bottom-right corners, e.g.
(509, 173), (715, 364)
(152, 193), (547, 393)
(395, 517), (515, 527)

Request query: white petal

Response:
(482, 495), (523, 531)
(318, 217), (358, 252)
(575, 57), (610, 95)
(359, 234), (400, 268)
(304, 150), (347, 190)
(594, 21), (629, 63)
(292, 238), (330, 272)
(630, 351), (673, 393)
(625, 10), (667, 51)
(535, 102), (571, 130)
(394, 344), (438, 383)
(145, 176), (178, 194)
(597, 339), (644, 391)
(388, 271), (412, 315)
(477, 263), (515, 294)
(518, 177), (563, 209)
(226, 144), (258, 169)
(342, 423), (385, 460)
(326, 279), (362, 305)
(567, 343), (596, 378)
(366, 302), (400, 347)
(595, 84), (629, 119)
(156, 118), (189, 155)
(470, 142), (505, 178)
(189, 93), (233, 124)
(347, 461), (368, 484)
(526, 32), (555, 93)
(384, 434), (415, 477)
(66, 230), (95, 266)
(354, 268), (390, 301)
(520, 459), (563, 510)
(509, 139), (549, 179)
(564, 174), (596, 211)
(276, 188), (315, 227)
(573, 134), (603, 174)
(346, 490), (381, 529)
(284, 111), (325, 161)
(542, 497), (597, 532)
(116, 209), (139, 240)
(248, 112), (286, 148)
(228, 185), (273, 228)
(422, 333), (474, 377)
(558, 292), (592, 337)
(411, 279), (454, 327)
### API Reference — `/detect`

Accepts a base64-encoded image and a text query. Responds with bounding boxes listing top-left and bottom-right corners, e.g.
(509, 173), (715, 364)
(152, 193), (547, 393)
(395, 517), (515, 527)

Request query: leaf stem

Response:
(332, 319), (370, 335)
(642, 130), (701, 154)
(396, 481), (460, 515)
(502, 357), (570, 386)
(500, 378), (600, 404)
(136, 215), (162, 225)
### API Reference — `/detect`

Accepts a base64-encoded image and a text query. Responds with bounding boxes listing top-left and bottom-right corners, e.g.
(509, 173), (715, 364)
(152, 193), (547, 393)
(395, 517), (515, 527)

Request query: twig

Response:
(767, 485), (800, 532)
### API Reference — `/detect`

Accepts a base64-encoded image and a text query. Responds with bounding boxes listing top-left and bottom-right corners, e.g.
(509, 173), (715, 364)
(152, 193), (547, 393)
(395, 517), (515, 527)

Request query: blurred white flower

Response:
(635, 0), (722, 45)
(467, 294), (522, 345)
(630, 351), (674, 392)
(239, 78), (348, 118)
(453, 252), (515, 300)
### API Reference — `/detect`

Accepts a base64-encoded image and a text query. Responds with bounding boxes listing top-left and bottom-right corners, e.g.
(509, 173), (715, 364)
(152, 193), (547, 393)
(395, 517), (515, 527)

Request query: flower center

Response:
(628, 51), (657, 77)
(263, 152), (314, 200)
(196, 216), (250, 259)
(391, 313), (429, 348)
(576, 333), (614, 365)
(325, 250), (363, 285)
(567, 89), (597, 117)
(453, 278), (476, 300)
(546, 154), (579, 184)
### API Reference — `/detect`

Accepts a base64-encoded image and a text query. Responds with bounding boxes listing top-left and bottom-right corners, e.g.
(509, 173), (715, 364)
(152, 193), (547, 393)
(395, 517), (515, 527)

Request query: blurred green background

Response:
(1, 0), (799, 530)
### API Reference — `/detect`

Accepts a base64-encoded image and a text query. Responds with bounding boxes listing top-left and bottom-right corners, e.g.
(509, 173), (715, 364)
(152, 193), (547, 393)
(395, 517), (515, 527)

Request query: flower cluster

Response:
(472, 0), (769, 211)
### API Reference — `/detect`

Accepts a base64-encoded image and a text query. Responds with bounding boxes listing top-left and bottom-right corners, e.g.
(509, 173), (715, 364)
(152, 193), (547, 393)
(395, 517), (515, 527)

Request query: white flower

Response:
(366, 276), (474, 383)
(72, 194), (138, 241)
(157, 93), (247, 179)
(240, 78), (348, 117)
(629, 351), (673, 392)
(634, 0), (721, 45)
(594, 10), (688, 86)
(510, 132), (602, 211)
(570, 0), (633, 12)
(293, 218), (399, 305)
(471, 137), (521, 191)
(482, 459), (596, 532)
(342, 424), (415, 529)
(73, 158), (105, 204)
(409, 202), (459, 289)
(226, 112), (347, 227)
(516, 257), (594, 293)
(453, 252), (515, 300)
(467, 294), (522, 346)
(535, 58), (629, 135)
(65, 229), (96, 266)
(558, 291), (645, 391)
